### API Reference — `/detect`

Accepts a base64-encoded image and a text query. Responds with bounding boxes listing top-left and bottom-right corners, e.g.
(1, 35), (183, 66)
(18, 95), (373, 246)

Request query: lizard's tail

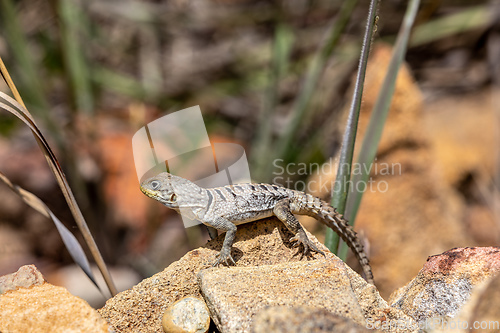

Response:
(292, 192), (374, 284)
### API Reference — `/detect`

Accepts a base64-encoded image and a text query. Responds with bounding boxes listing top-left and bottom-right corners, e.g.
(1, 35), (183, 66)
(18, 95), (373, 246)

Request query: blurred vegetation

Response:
(0, 0), (497, 279)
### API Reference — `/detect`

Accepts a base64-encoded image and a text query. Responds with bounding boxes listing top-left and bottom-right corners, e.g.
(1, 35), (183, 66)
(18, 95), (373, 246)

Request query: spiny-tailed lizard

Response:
(140, 172), (373, 284)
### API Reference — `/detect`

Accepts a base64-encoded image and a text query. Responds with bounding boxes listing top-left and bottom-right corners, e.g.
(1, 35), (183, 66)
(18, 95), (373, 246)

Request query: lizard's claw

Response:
(213, 248), (236, 267)
(290, 231), (325, 260)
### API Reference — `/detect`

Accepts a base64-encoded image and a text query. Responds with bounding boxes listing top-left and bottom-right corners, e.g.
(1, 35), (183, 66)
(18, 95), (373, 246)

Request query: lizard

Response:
(140, 172), (374, 284)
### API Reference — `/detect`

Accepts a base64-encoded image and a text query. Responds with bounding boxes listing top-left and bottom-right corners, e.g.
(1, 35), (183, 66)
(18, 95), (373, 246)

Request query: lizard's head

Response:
(140, 172), (207, 210)
(140, 173), (180, 208)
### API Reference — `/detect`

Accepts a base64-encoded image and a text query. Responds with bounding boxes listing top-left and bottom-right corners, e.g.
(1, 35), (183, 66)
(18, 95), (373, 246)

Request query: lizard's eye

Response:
(150, 181), (161, 190)
(170, 193), (177, 202)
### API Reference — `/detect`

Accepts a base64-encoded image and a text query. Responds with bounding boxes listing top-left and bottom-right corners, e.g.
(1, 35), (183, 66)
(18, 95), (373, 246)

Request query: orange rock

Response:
(0, 265), (109, 332)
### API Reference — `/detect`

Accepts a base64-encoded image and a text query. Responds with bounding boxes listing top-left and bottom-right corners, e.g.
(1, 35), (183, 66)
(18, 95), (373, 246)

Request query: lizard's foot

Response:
(290, 230), (326, 260)
(213, 248), (236, 266)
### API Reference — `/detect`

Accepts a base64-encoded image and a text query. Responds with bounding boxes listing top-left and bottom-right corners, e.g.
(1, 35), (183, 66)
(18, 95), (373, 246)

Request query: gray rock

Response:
(162, 297), (211, 333)
(390, 247), (500, 325)
(425, 273), (500, 333)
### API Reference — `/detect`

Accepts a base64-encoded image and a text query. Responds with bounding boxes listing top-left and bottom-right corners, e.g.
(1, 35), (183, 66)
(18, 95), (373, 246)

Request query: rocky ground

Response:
(1, 221), (499, 332)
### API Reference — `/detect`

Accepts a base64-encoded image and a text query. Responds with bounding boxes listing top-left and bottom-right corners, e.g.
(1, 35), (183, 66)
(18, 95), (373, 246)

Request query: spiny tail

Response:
(293, 192), (374, 284)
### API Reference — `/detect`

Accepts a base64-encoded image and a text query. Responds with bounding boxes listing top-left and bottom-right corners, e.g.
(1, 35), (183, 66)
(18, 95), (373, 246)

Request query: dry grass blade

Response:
(0, 57), (117, 296)
(0, 172), (100, 291)
(0, 55), (26, 111)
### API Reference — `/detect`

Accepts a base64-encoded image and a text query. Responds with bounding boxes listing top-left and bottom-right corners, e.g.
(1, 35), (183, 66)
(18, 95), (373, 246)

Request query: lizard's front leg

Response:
(206, 217), (237, 266)
(273, 199), (325, 259)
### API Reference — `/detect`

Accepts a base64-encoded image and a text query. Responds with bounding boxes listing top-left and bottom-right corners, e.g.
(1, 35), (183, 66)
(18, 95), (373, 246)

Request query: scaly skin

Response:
(140, 172), (373, 284)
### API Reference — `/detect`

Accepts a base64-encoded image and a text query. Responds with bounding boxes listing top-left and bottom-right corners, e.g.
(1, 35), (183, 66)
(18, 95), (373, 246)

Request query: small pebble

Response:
(162, 297), (210, 333)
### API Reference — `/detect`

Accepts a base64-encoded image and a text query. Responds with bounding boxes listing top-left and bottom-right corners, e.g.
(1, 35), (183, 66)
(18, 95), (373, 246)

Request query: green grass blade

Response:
(58, 0), (94, 114)
(93, 67), (147, 100)
(339, 0), (421, 259)
(251, 23), (294, 181)
(0, 0), (51, 119)
(325, 0), (380, 254)
(410, 5), (491, 47)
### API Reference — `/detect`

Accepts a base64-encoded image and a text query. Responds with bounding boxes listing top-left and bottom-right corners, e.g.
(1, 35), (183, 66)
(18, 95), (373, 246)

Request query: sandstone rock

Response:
(198, 259), (365, 332)
(100, 218), (404, 332)
(252, 306), (374, 333)
(99, 218), (333, 332)
(424, 88), (500, 247)
(424, 88), (497, 189)
(0, 264), (45, 294)
(162, 297), (211, 333)
(0, 266), (110, 333)
(390, 247), (500, 325)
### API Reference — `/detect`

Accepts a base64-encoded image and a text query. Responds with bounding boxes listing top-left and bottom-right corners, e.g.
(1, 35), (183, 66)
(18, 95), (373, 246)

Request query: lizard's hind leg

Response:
(273, 199), (325, 259)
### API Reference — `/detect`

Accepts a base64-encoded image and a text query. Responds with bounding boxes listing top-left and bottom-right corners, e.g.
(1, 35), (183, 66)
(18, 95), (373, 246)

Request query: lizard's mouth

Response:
(140, 186), (178, 208)
(140, 187), (160, 202)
